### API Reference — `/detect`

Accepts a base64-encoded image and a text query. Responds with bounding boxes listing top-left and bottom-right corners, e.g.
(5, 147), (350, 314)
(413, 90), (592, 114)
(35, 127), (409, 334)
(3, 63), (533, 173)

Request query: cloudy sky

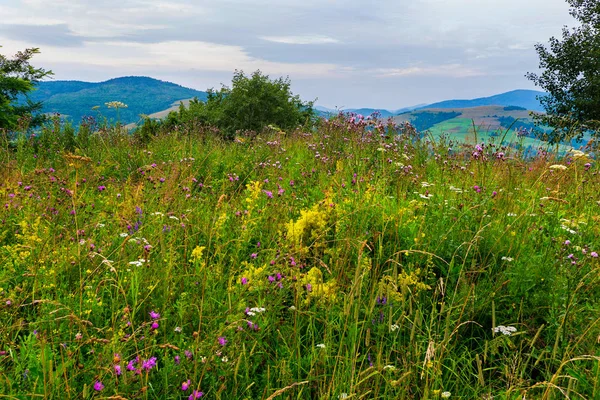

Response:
(0, 0), (577, 109)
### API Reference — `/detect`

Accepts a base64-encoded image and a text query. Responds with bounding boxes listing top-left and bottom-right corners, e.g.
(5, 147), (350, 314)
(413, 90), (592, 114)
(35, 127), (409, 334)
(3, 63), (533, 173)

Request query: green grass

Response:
(0, 118), (599, 399)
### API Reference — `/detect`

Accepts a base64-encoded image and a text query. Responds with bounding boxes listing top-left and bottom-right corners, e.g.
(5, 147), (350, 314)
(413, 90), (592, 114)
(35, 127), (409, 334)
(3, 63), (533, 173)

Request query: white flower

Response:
(507, 213), (517, 217)
(174, 327), (182, 332)
(96, 223), (105, 228)
(421, 181), (434, 187)
(119, 233), (128, 237)
(493, 325), (517, 336)
(441, 391), (451, 398)
(419, 193), (433, 199)
(548, 164), (567, 170)
(561, 225), (577, 234)
(221, 356), (228, 363)
(501, 256), (514, 262)
(289, 306), (296, 311)
(169, 216), (179, 220)
(316, 343), (326, 349)
(383, 365), (396, 371)
(390, 324), (400, 331)
(151, 212), (165, 217)
(339, 393), (348, 399)
(250, 307), (266, 314)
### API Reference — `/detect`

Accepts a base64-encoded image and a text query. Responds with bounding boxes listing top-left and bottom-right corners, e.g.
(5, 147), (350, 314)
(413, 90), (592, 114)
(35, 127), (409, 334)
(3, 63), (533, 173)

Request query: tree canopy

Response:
(526, 0), (600, 143)
(162, 70), (315, 139)
(0, 47), (52, 131)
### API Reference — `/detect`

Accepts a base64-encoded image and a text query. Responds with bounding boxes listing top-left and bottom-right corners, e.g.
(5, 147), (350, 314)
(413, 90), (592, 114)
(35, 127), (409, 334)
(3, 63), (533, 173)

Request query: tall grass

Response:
(0, 115), (598, 399)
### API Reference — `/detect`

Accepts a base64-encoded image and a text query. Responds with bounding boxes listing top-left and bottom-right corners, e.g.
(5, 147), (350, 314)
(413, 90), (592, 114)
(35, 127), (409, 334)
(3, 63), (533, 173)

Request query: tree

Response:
(0, 47), (52, 131)
(526, 0), (600, 143)
(164, 70), (315, 139)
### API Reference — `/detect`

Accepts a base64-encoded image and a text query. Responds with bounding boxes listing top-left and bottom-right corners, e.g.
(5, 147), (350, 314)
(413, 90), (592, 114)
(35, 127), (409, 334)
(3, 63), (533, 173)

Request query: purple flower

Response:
(250, 253), (258, 259)
(149, 310), (160, 319)
(174, 355), (181, 365)
(126, 358), (137, 371)
(591, 252), (599, 258)
(473, 185), (481, 193)
(114, 364), (122, 376)
(189, 390), (204, 399)
(185, 350), (193, 360)
(241, 277), (248, 285)
(151, 321), (159, 330)
(268, 275), (275, 283)
(182, 380), (191, 391)
(97, 185), (106, 192)
(93, 381), (104, 391)
(142, 357), (157, 371)
(263, 190), (273, 199)
(564, 240), (571, 246)
(218, 336), (227, 346)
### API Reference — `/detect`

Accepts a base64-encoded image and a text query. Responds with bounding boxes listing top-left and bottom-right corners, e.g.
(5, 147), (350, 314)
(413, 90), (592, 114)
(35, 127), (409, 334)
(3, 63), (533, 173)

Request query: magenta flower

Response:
(473, 185), (481, 193)
(149, 310), (160, 319)
(93, 381), (104, 391)
(241, 277), (248, 285)
(250, 253), (257, 259)
(218, 336), (227, 346)
(142, 357), (157, 371)
(182, 380), (191, 391)
(151, 321), (159, 330)
(114, 364), (122, 376)
(189, 390), (204, 399)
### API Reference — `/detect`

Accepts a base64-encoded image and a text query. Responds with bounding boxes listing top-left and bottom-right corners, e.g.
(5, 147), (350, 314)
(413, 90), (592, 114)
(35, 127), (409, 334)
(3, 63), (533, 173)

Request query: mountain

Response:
(416, 89), (546, 112)
(25, 76), (208, 125)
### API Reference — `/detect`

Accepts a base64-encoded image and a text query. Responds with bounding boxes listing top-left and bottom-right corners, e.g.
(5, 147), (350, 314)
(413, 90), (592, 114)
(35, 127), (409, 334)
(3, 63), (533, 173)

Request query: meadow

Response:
(0, 114), (599, 399)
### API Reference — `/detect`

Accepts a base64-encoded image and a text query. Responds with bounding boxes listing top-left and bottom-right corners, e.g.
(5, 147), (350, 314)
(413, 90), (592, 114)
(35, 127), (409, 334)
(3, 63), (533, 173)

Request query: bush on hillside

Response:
(142, 70), (315, 140)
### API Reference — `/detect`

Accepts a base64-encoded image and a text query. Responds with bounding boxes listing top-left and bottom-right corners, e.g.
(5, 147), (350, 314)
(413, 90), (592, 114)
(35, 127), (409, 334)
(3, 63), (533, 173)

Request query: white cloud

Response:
(374, 64), (484, 78)
(260, 35), (340, 45)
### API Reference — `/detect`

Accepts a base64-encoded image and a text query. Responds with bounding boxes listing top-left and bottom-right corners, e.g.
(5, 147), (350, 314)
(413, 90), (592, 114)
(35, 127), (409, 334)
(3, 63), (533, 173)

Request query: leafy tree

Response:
(0, 47), (53, 131)
(526, 0), (600, 143)
(163, 70), (315, 139)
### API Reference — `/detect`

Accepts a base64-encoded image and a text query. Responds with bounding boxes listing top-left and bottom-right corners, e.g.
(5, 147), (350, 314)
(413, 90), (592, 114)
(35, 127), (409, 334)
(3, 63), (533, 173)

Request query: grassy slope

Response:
(0, 117), (599, 399)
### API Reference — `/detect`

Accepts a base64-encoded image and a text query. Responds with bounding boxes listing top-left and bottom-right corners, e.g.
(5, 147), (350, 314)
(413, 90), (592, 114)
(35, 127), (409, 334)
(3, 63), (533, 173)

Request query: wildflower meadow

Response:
(0, 114), (599, 399)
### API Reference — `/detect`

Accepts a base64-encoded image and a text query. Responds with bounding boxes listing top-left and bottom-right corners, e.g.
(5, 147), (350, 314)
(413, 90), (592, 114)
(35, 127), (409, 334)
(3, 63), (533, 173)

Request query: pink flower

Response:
(182, 379), (191, 391)
(149, 310), (160, 319)
(218, 336), (227, 346)
(189, 390), (204, 399)
(591, 252), (598, 258)
(93, 381), (104, 391)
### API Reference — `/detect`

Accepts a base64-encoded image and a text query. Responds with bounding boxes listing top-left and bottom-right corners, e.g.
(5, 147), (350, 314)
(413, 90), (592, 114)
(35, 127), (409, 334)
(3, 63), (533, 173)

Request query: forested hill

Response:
(24, 76), (208, 125)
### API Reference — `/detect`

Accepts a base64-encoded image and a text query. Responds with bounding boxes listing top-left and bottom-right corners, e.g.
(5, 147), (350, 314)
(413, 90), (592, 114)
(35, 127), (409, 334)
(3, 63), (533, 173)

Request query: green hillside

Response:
(419, 89), (546, 112)
(25, 76), (208, 125)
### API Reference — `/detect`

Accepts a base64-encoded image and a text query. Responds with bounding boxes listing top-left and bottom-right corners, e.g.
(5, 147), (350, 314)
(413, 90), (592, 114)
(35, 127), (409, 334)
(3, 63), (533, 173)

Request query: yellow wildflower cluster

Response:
(378, 268), (431, 303)
(300, 267), (338, 304)
(286, 198), (334, 256)
(237, 261), (267, 291)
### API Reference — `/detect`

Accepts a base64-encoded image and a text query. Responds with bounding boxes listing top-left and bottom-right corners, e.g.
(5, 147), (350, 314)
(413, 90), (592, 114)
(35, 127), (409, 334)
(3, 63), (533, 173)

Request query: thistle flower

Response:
(149, 310), (160, 319)
(93, 381), (104, 391)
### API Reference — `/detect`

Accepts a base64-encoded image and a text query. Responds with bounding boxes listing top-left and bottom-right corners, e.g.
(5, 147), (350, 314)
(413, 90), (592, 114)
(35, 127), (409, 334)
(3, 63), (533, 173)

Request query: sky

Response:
(0, 0), (577, 109)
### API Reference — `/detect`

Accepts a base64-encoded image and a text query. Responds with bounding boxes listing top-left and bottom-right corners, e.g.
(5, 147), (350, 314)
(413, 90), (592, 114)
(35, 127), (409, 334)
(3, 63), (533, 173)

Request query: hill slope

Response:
(418, 89), (546, 112)
(25, 76), (208, 125)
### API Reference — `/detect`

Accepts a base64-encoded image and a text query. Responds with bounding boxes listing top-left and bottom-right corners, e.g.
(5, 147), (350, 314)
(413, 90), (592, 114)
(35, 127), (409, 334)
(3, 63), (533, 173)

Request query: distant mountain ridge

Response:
(316, 90), (546, 117)
(25, 76), (547, 126)
(417, 89), (546, 112)
(26, 76), (208, 125)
